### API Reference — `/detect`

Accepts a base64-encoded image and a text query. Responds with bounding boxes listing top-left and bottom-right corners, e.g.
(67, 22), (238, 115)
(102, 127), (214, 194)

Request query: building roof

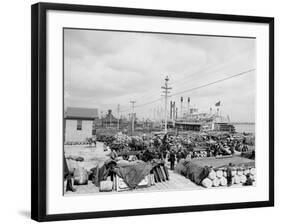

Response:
(65, 107), (99, 120)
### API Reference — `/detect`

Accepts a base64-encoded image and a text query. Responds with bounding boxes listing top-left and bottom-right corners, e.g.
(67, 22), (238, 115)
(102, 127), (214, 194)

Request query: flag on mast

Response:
(215, 101), (221, 107)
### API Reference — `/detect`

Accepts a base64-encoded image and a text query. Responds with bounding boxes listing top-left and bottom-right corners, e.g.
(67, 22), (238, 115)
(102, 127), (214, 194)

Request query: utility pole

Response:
(101, 110), (104, 127)
(161, 76), (172, 134)
(117, 104), (120, 131)
(130, 100), (136, 134)
(180, 96), (183, 118)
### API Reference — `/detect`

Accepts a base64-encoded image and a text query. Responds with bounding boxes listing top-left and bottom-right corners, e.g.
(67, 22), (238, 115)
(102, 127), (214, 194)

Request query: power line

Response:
(169, 46), (254, 86)
(122, 48), (253, 107)
(119, 68), (255, 113)
(170, 68), (255, 97)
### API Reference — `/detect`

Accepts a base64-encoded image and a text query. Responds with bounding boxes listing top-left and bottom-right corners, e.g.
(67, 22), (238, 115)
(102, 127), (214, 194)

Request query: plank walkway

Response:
(64, 170), (202, 195)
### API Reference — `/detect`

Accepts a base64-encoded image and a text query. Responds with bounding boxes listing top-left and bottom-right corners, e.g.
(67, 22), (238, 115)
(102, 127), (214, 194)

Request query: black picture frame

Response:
(31, 2), (274, 222)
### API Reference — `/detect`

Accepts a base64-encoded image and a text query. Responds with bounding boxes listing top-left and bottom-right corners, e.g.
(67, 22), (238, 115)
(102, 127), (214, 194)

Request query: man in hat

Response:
(226, 163), (234, 187)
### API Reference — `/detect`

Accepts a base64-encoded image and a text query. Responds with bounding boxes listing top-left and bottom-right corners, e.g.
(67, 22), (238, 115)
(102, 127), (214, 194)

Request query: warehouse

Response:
(64, 107), (99, 143)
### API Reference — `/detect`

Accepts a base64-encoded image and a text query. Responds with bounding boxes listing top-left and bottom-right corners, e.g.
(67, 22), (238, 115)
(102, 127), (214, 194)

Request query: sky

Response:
(64, 29), (256, 123)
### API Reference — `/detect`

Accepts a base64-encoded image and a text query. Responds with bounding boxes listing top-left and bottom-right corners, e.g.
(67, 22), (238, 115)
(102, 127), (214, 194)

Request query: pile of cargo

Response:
(201, 167), (256, 188)
(103, 134), (149, 152)
(175, 156), (255, 188)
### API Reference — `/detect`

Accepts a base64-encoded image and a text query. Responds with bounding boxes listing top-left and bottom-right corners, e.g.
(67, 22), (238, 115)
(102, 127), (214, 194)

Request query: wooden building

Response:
(64, 107), (99, 143)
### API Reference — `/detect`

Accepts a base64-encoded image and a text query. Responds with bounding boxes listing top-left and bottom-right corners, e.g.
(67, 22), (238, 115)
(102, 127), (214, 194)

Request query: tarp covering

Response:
(175, 160), (210, 185)
(114, 160), (153, 188)
(189, 156), (255, 169)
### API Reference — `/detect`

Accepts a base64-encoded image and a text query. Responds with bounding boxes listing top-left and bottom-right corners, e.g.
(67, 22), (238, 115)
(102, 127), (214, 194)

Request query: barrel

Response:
(73, 167), (88, 185)
(99, 180), (113, 192)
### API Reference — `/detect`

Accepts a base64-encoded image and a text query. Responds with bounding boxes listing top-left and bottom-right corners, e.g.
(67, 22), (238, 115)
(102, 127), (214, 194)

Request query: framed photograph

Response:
(31, 2), (274, 222)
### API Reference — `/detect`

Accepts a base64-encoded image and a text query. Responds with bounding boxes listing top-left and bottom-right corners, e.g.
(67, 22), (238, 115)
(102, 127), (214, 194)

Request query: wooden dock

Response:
(64, 170), (202, 195)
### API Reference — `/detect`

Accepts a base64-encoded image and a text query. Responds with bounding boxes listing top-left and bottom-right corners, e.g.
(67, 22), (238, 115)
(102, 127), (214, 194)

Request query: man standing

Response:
(92, 134), (97, 147)
(226, 163), (234, 187)
(176, 150), (183, 163)
(168, 150), (176, 170)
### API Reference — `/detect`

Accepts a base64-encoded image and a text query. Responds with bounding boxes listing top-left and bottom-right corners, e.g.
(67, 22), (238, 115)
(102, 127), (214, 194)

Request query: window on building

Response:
(77, 120), (82, 130)
(92, 129), (96, 136)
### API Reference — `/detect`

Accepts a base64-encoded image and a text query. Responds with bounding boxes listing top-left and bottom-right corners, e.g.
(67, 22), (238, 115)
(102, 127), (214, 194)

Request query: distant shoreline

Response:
(231, 122), (255, 125)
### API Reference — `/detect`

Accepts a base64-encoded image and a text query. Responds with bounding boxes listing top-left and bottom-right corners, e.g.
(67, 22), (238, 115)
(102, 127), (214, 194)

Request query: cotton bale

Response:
(212, 178), (220, 187)
(233, 175), (241, 184)
(240, 175), (247, 183)
(243, 169), (250, 175)
(202, 178), (212, 188)
(208, 170), (216, 180)
(216, 170), (223, 178)
(220, 177), (227, 186)
(250, 174), (256, 181)
(250, 168), (256, 175)
(237, 169), (243, 176)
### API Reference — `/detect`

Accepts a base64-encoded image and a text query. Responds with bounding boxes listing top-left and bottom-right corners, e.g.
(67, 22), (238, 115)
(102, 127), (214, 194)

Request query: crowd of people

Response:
(100, 132), (253, 171)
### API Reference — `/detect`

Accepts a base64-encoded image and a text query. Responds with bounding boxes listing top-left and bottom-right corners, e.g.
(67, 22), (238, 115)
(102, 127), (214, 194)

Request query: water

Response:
(234, 123), (255, 134)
